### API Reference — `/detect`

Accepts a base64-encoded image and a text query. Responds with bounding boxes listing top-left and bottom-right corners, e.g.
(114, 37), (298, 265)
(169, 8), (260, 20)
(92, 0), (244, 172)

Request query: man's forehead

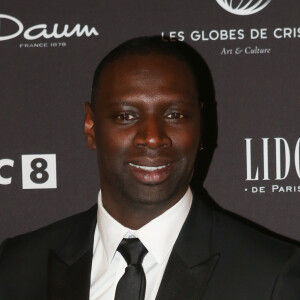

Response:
(91, 50), (202, 112)
(96, 52), (195, 86)
(95, 54), (196, 96)
(101, 52), (191, 73)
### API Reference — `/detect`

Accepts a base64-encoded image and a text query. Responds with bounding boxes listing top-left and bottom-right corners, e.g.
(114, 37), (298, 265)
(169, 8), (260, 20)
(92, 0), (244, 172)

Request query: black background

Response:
(1, 0), (299, 242)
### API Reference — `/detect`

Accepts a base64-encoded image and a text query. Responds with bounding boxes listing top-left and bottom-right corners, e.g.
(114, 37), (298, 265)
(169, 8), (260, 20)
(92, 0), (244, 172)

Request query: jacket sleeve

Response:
(272, 249), (300, 300)
(0, 239), (9, 258)
(0, 239), (9, 299)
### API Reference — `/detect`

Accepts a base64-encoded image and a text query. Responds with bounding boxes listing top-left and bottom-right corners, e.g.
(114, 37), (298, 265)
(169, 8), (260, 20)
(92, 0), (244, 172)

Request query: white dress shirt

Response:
(89, 187), (192, 300)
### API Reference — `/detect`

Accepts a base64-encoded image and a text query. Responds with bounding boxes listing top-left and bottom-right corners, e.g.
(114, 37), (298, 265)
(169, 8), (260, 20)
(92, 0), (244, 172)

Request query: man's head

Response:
(90, 36), (208, 110)
(84, 37), (206, 227)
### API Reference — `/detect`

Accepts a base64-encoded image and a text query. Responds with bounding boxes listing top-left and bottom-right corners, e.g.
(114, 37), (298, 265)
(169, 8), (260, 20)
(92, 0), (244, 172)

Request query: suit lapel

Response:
(156, 195), (220, 300)
(47, 205), (97, 300)
(48, 249), (93, 300)
(156, 252), (219, 300)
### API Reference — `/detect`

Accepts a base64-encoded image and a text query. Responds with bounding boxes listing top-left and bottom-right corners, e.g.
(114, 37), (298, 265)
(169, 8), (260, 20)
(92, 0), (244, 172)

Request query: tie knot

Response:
(117, 238), (148, 266)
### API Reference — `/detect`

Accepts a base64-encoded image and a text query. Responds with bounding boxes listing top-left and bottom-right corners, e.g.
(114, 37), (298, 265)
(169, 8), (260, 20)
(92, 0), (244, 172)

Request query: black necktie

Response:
(114, 238), (148, 300)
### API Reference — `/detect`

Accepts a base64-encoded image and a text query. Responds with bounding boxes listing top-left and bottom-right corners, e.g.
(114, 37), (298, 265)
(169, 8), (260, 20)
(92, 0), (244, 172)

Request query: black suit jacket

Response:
(1, 196), (300, 300)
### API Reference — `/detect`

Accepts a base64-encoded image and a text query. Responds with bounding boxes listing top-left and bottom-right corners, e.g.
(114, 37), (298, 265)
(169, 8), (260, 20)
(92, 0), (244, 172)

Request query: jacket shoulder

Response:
(213, 206), (300, 256)
(0, 205), (97, 263)
(0, 205), (97, 300)
(202, 199), (300, 299)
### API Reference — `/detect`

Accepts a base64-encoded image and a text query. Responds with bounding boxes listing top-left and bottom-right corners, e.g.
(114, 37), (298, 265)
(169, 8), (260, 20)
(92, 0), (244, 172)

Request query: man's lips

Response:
(128, 163), (171, 171)
(128, 162), (172, 184)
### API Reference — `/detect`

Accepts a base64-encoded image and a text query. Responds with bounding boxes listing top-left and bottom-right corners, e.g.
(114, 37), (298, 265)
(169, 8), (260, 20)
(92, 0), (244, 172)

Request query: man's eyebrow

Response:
(108, 100), (134, 106)
(169, 99), (190, 105)
(108, 98), (197, 107)
(167, 98), (199, 106)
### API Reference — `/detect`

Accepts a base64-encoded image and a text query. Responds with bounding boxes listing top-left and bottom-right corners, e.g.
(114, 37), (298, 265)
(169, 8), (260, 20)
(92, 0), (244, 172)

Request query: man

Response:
(0, 37), (299, 300)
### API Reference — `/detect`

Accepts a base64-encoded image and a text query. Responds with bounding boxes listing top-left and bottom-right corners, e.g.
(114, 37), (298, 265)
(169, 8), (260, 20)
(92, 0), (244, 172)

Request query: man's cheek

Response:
(173, 136), (200, 151)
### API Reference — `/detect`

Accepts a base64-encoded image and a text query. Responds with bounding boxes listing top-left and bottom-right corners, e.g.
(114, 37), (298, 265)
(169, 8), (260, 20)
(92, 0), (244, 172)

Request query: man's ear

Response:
(84, 102), (96, 149)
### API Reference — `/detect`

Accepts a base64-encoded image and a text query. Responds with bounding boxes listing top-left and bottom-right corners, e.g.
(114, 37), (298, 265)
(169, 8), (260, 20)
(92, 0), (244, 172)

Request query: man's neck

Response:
(100, 188), (189, 229)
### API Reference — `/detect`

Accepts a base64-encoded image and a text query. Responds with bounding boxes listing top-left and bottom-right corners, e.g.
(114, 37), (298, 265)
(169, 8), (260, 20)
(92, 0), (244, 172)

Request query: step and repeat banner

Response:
(0, 0), (299, 242)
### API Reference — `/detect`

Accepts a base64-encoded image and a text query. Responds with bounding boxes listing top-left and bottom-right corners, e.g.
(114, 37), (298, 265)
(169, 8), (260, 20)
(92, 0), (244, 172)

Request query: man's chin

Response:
(125, 182), (186, 209)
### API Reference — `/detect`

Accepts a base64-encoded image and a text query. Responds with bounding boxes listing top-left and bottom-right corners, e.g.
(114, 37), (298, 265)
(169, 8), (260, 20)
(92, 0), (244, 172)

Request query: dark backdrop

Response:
(1, 0), (299, 243)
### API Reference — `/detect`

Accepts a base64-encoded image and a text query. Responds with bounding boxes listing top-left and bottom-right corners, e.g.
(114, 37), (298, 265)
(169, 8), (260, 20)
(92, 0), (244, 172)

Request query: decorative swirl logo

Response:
(216, 0), (271, 15)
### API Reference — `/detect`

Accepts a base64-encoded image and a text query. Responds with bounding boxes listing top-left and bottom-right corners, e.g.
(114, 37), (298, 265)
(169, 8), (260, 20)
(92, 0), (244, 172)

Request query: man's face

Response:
(85, 53), (201, 211)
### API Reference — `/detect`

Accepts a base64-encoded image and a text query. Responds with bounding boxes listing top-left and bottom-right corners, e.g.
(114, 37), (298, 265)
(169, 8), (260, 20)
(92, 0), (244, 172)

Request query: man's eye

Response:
(166, 112), (184, 119)
(116, 113), (136, 121)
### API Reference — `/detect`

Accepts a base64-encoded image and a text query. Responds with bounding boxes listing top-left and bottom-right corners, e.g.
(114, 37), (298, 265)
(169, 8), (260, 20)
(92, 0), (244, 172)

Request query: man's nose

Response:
(133, 117), (172, 149)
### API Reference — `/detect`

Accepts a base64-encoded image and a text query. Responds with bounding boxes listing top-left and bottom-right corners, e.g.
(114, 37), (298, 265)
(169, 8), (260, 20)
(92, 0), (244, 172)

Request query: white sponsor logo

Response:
(0, 154), (57, 189)
(216, 0), (271, 16)
(22, 154), (57, 189)
(245, 138), (300, 181)
(0, 159), (14, 185)
(244, 138), (300, 194)
(0, 13), (99, 41)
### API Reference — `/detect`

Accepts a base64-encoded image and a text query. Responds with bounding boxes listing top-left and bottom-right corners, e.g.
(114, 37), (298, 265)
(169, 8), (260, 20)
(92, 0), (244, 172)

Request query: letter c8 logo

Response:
(0, 154), (57, 189)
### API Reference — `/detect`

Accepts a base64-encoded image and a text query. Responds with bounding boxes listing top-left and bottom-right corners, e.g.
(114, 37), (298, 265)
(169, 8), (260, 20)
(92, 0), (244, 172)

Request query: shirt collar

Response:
(97, 188), (193, 265)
